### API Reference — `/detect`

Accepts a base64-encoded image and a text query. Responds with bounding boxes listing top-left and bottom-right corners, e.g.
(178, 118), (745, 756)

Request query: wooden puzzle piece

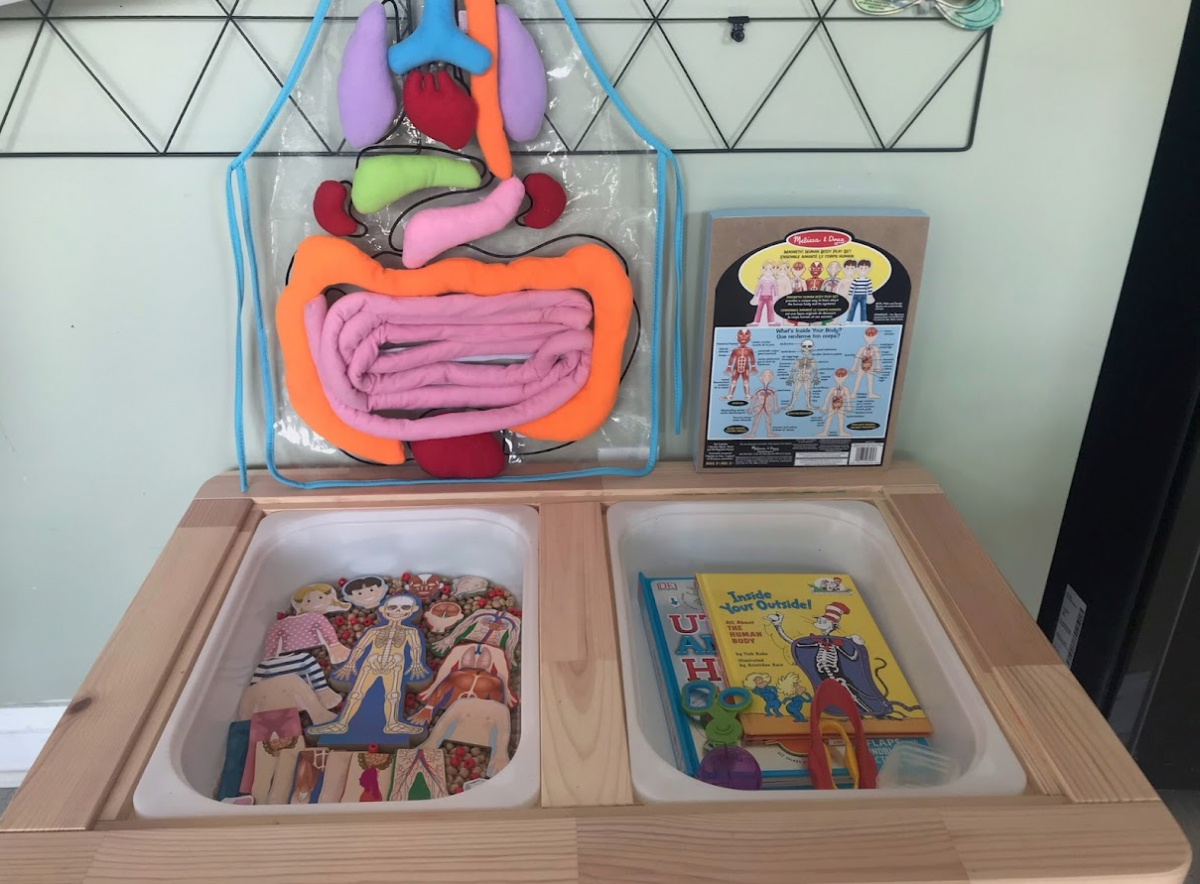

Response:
(250, 733), (299, 805)
(266, 745), (302, 805)
(389, 749), (448, 801)
(215, 719), (250, 801)
(403, 573), (447, 603)
(262, 584), (352, 664)
(339, 748), (395, 802)
(425, 600), (465, 633)
(419, 642), (516, 709)
(423, 697), (511, 776)
(242, 709), (301, 795)
(317, 751), (354, 804)
(340, 575), (389, 610)
(251, 652), (342, 709)
(430, 608), (521, 664)
(238, 673), (339, 726)
(308, 594), (431, 748)
(290, 748), (329, 804)
(451, 575), (490, 599)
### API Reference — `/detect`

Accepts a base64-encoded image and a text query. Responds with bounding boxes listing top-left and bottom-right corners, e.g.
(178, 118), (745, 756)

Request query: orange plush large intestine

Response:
(275, 236), (633, 465)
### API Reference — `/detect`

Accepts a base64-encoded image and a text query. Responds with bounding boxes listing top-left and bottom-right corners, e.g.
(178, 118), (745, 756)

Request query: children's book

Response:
(639, 575), (925, 788)
(695, 210), (928, 470)
(694, 573), (930, 740)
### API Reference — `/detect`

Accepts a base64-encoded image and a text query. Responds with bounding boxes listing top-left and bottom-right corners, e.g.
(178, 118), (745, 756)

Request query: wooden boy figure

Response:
(307, 593), (431, 747)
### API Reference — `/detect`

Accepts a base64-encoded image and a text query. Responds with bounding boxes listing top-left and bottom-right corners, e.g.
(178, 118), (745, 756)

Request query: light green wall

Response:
(0, 0), (1189, 703)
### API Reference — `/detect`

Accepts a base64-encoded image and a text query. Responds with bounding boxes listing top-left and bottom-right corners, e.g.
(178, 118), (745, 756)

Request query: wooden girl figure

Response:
(308, 594), (431, 744)
(851, 326), (883, 399)
(261, 584), (352, 664)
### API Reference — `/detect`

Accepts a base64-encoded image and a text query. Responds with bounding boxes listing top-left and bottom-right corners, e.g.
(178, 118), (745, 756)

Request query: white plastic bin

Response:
(607, 500), (1026, 803)
(135, 506), (539, 818)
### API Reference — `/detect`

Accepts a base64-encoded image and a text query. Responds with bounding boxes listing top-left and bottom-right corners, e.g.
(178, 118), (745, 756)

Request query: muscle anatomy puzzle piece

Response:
(851, 326), (883, 399)
(403, 68), (478, 150)
(464, 0), (512, 179)
(337, 2), (396, 148)
(307, 594), (431, 748)
(787, 339), (820, 411)
(415, 643), (516, 726)
(722, 329), (756, 400)
(313, 180), (358, 237)
(817, 367), (852, 438)
(401, 176), (525, 268)
(387, 0), (491, 76)
(496, 3), (547, 142)
(277, 237), (633, 464)
(423, 697), (511, 776)
(389, 749), (448, 800)
(520, 173), (566, 229)
(350, 154), (482, 215)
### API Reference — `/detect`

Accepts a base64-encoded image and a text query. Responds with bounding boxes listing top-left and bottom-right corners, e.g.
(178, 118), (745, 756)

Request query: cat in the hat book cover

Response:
(694, 573), (930, 740)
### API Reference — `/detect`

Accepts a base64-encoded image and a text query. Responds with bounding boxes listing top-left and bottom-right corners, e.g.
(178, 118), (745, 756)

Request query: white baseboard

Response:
(0, 704), (68, 788)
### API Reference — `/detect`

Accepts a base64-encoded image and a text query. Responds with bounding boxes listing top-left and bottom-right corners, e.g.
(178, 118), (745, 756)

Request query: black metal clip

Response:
(728, 16), (750, 42)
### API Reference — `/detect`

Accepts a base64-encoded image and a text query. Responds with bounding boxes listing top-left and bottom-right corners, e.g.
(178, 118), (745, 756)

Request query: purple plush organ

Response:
(697, 746), (763, 791)
(338, 3), (397, 148)
(496, 4), (547, 142)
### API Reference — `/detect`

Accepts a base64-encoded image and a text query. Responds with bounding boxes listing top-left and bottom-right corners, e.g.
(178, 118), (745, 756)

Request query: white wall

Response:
(0, 0), (1189, 704)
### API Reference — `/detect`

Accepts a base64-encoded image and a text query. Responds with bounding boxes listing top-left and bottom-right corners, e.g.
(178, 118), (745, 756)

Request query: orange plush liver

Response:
(464, 0), (512, 180)
(276, 237), (633, 465)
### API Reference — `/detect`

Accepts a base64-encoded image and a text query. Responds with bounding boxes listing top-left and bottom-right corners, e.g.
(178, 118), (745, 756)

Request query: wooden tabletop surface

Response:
(1, 462), (1190, 884)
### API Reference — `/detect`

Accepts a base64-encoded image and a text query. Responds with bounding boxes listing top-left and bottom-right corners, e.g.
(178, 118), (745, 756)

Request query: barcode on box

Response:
(794, 452), (850, 466)
(850, 443), (884, 465)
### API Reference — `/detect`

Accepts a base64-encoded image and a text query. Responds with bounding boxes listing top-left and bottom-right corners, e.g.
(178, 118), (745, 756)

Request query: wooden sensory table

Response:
(0, 461), (1190, 884)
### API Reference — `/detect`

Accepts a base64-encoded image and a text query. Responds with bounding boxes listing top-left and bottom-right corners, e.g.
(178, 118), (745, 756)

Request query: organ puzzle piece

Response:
(389, 749), (449, 800)
(307, 594), (431, 748)
(401, 176), (525, 268)
(464, 0), (512, 179)
(313, 181), (358, 237)
(340, 747), (395, 802)
(423, 697), (511, 776)
(350, 154), (482, 215)
(262, 583), (352, 664)
(452, 575), (491, 598)
(520, 173), (566, 229)
(289, 747), (354, 804)
(337, 3), (396, 148)
(276, 237), (633, 465)
(496, 4), (547, 142)
(409, 432), (506, 479)
(425, 599), (465, 632)
(403, 69), (478, 150)
(431, 608), (521, 664)
(403, 573), (447, 603)
(419, 642), (517, 711)
(387, 0), (491, 77)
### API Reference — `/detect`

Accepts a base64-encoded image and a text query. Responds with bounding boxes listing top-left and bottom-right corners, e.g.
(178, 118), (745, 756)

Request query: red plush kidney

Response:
(521, 172), (566, 229)
(313, 180), (357, 237)
(409, 433), (506, 479)
(403, 69), (479, 151)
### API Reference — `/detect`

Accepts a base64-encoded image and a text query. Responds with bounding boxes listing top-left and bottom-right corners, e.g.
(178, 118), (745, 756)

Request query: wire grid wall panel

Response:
(0, 0), (992, 157)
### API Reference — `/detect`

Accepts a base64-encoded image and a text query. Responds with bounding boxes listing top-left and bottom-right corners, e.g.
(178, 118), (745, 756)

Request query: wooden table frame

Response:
(1, 462), (1190, 883)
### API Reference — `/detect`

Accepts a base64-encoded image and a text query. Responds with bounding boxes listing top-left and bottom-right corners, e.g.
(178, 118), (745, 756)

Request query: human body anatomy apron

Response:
(227, 0), (684, 490)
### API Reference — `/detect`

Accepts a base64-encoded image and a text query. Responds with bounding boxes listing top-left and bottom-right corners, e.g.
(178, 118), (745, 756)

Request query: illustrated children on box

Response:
(851, 326), (883, 400)
(722, 329), (756, 401)
(845, 259), (874, 323)
(749, 261), (782, 327)
(816, 368), (852, 438)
